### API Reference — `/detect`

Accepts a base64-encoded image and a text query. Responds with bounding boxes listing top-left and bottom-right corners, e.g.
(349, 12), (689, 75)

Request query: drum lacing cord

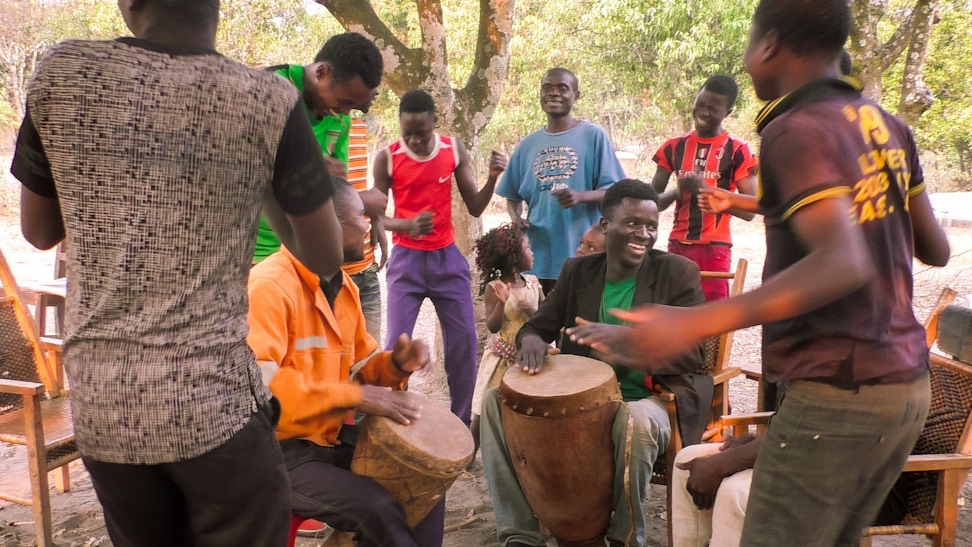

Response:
(621, 401), (635, 547)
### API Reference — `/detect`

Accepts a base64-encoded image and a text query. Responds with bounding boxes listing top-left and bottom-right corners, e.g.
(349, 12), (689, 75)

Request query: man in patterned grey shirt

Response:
(10, 0), (344, 545)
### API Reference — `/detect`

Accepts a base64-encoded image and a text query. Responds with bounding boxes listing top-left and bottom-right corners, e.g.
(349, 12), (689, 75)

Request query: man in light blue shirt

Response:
(497, 67), (625, 294)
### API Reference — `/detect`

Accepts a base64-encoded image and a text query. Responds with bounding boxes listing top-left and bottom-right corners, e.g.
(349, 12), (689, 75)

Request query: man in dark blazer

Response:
(480, 179), (711, 547)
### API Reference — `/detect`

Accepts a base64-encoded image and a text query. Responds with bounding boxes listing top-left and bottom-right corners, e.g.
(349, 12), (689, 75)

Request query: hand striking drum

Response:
(352, 391), (475, 526)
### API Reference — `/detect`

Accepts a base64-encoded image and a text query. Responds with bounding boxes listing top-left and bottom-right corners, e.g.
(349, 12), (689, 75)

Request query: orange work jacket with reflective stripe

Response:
(247, 247), (409, 445)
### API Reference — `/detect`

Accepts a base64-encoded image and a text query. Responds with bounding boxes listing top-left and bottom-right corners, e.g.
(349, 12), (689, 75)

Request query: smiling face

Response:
(601, 197), (659, 276)
(539, 71), (579, 119)
(399, 111), (436, 156)
(692, 89), (731, 138)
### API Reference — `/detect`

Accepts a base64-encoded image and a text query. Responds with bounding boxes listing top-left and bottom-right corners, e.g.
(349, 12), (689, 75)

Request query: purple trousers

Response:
(384, 244), (477, 425)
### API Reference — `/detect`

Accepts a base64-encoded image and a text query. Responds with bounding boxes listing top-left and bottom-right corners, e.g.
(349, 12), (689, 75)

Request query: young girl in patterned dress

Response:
(469, 224), (544, 457)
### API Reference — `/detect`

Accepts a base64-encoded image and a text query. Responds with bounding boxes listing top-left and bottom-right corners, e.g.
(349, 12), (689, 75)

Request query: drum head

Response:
(372, 391), (474, 465)
(502, 354), (616, 398)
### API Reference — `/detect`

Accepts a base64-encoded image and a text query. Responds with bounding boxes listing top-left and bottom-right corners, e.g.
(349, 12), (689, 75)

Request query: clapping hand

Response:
(390, 333), (429, 374)
(409, 211), (434, 238)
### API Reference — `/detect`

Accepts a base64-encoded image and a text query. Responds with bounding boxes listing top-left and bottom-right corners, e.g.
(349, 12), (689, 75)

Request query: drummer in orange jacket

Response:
(247, 179), (440, 547)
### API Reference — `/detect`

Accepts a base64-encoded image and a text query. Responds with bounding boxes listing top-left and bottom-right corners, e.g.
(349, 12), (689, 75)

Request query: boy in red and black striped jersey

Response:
(650, 75), (758, 300)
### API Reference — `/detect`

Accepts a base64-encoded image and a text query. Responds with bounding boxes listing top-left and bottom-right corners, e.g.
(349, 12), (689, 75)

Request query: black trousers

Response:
(286, 439), (445, 547)
(83, 403), (291, 547)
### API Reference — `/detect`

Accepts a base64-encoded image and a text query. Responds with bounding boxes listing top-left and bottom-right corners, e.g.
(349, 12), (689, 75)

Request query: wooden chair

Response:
(0, 247), (79, 547)
(650, 258), (748, 544)
(723, 288), (972, 547)
(742, 289), (961, 413)
(21, 241), (67, 339)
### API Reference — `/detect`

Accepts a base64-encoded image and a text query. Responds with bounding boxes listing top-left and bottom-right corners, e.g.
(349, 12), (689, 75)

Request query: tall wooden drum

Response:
(499, 354), (623, 547)
(350, 391), (474, 527)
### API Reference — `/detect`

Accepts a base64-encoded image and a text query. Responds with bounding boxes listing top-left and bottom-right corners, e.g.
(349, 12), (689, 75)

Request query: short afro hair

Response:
(331, 178), (361, 225)
(839, 49), (853, 76)
(543, 67), (579, 91)
(314, 33), (383, 90)
(399, 89), (436, 116)
(702, 74), (739, 109)
(601, 179), (658, 219)
(752, 0), (850, 55)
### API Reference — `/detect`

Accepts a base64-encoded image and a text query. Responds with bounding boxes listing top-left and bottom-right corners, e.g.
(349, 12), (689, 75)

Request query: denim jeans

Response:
(350, 266), (382, 342)
(740, 373), (929, 546)
(480, 388), (670, 547)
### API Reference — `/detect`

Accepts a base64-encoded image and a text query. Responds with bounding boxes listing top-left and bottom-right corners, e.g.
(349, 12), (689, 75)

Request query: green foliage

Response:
(3, 0), (970, 187)
(217, 0), (343, 67)
(913, 4), (972, 189)
(875, 2), (972, 190)
(468, 0), (758, 178)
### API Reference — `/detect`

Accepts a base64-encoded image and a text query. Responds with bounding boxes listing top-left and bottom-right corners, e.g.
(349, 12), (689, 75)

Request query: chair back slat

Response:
(699, 258), (748, 374)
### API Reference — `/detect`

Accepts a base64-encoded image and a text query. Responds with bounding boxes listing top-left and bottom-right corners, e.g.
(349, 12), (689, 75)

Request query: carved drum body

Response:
(351, 391), (474, 527)
(499, 355), (623, 547)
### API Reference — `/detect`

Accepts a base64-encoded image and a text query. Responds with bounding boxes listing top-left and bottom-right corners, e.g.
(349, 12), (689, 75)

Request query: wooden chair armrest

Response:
(901, 454), (972, 472)
(654, 390), (675, 402)
(739, 362), (762, 380)
(720, 412), (775, 427)
(0, 378), (46, 396)
(710, 367), (742, 385)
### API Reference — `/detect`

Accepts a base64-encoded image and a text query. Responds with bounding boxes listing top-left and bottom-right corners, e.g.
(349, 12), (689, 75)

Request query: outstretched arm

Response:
(569, 194), (873, 369)
(727, 175), (758, 221)
(698, 186), (761, 215)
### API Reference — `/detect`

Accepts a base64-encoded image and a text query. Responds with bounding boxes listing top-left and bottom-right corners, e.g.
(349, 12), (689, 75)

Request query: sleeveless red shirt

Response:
(384, 133), (460, 251)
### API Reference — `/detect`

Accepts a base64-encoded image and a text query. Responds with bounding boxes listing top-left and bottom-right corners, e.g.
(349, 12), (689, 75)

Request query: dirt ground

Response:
(0, 191), (971, 546)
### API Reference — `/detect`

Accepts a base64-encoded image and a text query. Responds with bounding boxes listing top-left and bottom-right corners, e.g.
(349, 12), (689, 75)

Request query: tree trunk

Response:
(849, 0), (939, 121)
(318, 0), (512, 407)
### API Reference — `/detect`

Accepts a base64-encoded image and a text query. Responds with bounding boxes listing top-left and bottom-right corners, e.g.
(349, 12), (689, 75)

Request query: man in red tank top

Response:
(373, 89), (508, 428)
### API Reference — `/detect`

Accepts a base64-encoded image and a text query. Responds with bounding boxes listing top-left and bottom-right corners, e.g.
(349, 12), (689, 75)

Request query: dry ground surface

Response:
(0, 183), (970, 546)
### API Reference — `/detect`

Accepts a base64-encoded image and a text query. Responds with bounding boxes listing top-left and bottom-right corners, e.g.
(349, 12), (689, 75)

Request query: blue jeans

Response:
(740, 373), (930, 546)
(350, 266), (382, 342)
(384, 245), (477, 424)
(480, 388), (670, 547)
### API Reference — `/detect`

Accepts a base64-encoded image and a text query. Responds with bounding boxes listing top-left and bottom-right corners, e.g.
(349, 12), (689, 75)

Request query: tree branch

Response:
(897, 1), (937, 124)
(454, 0), (512, 144)
(317, 0), (428, 91)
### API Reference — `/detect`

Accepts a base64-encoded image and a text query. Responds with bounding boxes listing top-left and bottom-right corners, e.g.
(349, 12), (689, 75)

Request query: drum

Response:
(350, 390), (474, 527)
(499, 354), (623, 547)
